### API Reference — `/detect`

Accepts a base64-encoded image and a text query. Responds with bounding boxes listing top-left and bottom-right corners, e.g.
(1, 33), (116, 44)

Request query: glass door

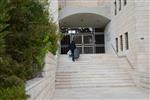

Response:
(83, 34), (94, 54)
(72, 35), (83, 54)
(71, 34), (94, 54)
(61, 35), (70, 54)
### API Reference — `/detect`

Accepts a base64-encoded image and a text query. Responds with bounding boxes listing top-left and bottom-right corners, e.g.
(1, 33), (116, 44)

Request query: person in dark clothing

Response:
(69, 41), (76, 61)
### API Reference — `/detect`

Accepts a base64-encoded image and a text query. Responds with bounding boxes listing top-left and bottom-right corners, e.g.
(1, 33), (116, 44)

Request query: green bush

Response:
(0, 0), (9, 56)
(4, 0), (59, 79)
(0, 85), (27, 100)
(0, 75), (23, 87)
(0, 0), (59, 99)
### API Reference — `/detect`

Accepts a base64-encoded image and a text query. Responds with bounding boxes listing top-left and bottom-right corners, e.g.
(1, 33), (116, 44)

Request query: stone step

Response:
(57, 69), (131, 72)
(59, 64), (119, 66)
(56, 71), (130, 74)
(57, 68), (131, 71)
(56, 75), (131, 79)
(56, 67), (132, 73)
(56, 79), (132, 83)
(59, 56), (117, 58)
(57, 65), (120, 68)
(59, 56), (116, 58)
(59, 54), (114, 57)
(56, 79), (133, 83)
(56, 83), (135, 89)
(55, 81), (134, 85)
(59, 61), (118, 63)
(56, 73), (131, 77)
(57, 70), (131, 73)
(59, 57), (119, 60)
(56, 74), (131, 79)
(57, 66), (128, 68)
(56, 71), (130, 75)
(59, 58), (119, 62)
(57, 54), (135, 89)
(59, 62), (118, 64)
(57, 67), (131, 70)
(59, 59), (119, 61)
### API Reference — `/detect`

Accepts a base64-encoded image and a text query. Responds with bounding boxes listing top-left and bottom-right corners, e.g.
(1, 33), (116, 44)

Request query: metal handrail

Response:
(111, 43), (135, 69)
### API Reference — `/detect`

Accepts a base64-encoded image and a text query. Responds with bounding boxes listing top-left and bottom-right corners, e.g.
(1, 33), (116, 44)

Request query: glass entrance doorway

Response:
(60, 27), (105, 54)
(72, 34), (94, 54)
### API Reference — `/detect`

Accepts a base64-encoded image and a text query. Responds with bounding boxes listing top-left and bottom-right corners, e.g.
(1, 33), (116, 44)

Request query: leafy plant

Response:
(4, 0), (59, 79)
(0, 0), (59, 99)
(0, 0), (9, 56)
(0, 85), (27, 100)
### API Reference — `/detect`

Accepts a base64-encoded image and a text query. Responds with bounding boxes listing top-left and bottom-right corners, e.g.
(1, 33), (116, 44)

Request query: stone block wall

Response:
(26, 53), (57, 100)
(134, 1), (150, 89)
(49, 0), (58, 23)
(104, 0), (150, 89)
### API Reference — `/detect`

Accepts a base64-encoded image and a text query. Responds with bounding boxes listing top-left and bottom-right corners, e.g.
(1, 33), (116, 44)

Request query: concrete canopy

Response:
(59, 13), (110, 28)
(59, 7), (111, 28)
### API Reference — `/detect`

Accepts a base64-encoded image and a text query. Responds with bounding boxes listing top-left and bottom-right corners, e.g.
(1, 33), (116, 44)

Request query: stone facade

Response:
(104, 0), (150, 89)
(25, 1), (149, 100)
(58, 0), (150, 89)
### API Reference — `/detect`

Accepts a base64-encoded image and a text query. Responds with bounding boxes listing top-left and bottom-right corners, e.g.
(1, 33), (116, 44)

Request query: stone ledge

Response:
(26, 52), (57, 100)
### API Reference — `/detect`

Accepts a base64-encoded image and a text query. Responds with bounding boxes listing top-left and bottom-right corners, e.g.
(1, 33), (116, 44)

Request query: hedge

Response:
(0, 0), (59, 99)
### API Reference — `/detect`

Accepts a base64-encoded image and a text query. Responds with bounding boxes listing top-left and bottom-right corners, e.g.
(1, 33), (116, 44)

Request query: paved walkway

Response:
(53, 87), (149, 100)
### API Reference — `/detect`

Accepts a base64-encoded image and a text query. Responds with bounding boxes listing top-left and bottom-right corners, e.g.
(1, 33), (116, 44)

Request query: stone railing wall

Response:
(26, 53), (57, 100)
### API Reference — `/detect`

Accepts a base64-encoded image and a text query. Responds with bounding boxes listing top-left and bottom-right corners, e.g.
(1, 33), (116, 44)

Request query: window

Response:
(125, 32), (129, 50)
(119, 0), (121, 11)
(120, 35), (123, 51)
(114, 0), (117, 15)
(124, 0), (127, 6)
(116, 38), (119, 52)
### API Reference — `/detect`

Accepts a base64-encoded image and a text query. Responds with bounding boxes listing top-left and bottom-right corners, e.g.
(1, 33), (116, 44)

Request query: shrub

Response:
(0, 0), (59, 99)
(0, 0), (9, 56)
(0, 75), (23, 87)
(0, 85), (27, 100)
(5, 0), (59, 79)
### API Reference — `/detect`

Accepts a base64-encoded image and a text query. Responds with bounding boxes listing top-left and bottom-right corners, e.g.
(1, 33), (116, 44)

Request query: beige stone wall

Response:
(105, 1), (136, 62)
(58, 0), (111, 8)
(134, 1), (150, 89)
(104, 0), (150, 89)
(49, 0), (58, 22)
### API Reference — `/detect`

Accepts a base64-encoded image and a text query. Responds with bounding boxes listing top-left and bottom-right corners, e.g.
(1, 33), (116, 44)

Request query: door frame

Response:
(71, 33), (95, 54)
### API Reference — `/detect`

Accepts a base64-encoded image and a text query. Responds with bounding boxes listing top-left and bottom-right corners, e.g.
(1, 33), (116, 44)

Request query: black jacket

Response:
(69, 42), (76, 51)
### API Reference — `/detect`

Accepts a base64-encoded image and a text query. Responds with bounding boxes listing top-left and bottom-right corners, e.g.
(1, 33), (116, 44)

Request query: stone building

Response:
(26, 0), (150, 99)
(58, 0), (150, 89)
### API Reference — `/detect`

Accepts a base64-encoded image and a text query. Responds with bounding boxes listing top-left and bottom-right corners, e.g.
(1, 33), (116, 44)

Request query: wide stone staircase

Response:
(53, 54), (148, 100)
(56, 54), (134, 88)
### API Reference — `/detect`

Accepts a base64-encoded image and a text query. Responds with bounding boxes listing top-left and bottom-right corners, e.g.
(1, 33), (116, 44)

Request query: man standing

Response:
(69, 41), (76, 61)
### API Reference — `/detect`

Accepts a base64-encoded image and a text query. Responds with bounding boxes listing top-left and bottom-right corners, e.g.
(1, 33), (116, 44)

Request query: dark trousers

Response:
(71, 49), (75, 61)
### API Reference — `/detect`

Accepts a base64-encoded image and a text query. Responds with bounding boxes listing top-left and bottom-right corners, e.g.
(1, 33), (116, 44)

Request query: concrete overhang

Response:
(59, 6), (111, 27)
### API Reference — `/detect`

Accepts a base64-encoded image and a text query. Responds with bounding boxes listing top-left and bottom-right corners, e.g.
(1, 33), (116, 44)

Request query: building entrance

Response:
(72, 34), (94, 54)
(60, 28), (105, 54)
